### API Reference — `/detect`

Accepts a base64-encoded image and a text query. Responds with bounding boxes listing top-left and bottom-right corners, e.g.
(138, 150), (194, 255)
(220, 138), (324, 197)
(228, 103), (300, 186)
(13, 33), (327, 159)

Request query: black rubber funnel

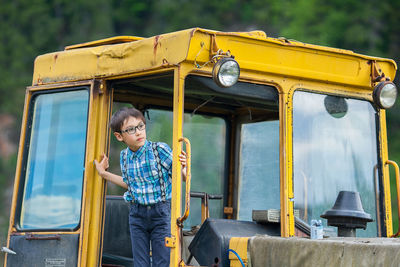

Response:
(321, 191), (373, 237)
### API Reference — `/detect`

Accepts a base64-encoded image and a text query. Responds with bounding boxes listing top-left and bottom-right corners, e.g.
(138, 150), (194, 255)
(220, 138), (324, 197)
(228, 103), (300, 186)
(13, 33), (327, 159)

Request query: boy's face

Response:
(114, 116), (146, 151)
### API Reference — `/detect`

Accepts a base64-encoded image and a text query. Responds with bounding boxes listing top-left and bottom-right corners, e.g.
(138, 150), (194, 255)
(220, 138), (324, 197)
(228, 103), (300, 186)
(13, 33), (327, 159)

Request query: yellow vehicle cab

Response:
(3, 28), (400, 266)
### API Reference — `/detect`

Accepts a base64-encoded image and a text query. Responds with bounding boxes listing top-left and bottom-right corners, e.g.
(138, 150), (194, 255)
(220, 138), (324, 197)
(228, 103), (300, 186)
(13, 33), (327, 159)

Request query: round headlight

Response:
(212, 57), (240, 88)
(373, 81), (398, 109)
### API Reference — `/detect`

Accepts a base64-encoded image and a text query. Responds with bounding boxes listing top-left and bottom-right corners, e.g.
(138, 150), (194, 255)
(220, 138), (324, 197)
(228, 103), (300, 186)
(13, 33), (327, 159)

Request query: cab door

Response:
(5, 83), (92, 266)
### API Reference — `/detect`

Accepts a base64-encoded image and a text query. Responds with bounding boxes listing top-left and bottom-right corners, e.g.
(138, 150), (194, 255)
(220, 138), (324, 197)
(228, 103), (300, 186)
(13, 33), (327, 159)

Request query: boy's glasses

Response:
(120, 122), (146, 135)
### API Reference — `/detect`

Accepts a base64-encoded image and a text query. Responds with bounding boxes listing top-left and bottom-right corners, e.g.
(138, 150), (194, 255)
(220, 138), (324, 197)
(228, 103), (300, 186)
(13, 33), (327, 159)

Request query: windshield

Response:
(293, 91), (379, 237)
(19, 89), (89, 230)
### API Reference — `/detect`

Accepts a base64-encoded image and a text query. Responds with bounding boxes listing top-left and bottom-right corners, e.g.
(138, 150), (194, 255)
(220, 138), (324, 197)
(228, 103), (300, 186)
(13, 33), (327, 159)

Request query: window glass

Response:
(20, 90), (89, 230)
(181, 112), (226, 228)
(147, 110), (226, 228)
(238, 120), (280, 221)
(293, 91), (379, 237)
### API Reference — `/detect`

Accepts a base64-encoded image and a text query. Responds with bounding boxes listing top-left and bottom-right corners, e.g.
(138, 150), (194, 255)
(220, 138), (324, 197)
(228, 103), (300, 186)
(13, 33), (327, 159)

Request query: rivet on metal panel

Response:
(99, 83), (104, 95)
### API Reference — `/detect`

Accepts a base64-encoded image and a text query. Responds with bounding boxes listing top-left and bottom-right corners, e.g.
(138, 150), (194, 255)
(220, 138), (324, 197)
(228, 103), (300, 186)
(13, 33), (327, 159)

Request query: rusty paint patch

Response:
(153, 35), (160, 59)
(190, 28), (198, 37)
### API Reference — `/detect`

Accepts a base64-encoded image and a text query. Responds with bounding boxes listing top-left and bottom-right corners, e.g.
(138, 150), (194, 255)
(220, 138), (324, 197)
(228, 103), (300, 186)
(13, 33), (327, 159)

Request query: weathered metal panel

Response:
(6, 234), (79, 267)
(249, 236), (400, 267)
(32, 29), (194, 85)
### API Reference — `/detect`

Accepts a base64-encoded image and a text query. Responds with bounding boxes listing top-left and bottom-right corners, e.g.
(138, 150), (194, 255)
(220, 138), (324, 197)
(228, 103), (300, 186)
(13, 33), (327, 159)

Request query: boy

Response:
(94, 107), (186, 267)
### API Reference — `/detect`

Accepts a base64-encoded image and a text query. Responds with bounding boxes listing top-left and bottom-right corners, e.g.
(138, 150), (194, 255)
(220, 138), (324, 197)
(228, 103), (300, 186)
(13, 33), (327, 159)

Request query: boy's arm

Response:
(179, 151), (187, 182)
(94, 154), (128, 189)
(181, 167), (187, 182)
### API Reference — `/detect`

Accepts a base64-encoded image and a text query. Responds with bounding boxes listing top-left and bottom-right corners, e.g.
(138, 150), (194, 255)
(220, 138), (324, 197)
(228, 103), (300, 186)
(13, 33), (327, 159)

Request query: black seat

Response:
(102, 195), (133, 267)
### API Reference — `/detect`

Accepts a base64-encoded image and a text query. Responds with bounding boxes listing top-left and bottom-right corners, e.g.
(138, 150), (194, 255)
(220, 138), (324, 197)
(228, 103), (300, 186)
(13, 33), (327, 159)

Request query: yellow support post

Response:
(170, 66), (188, 266)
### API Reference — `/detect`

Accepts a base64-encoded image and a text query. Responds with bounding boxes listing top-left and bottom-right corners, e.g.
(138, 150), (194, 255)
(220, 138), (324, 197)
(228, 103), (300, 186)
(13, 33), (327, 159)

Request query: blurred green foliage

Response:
(1, 0), (400, 255)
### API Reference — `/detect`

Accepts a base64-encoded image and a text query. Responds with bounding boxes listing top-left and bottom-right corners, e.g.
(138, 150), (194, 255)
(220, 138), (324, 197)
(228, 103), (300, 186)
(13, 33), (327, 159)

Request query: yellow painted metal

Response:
(79, 81), (111, 266)
(165, 237), (176, 248)
(186, 30), (396, 89)
(229, 237), (250, 267)
(32, 29), (195, 85)
(379, 110), (394, 237)
(280, 90), (291, 237)
(170, 66), (185, 266)
(177, 137), (192, 225)
(78, 81), (97, 267)
(4, 89), (31, 267)
(386, 160), (400, 237)
(33, 28), (396, 89)
(232, 43), (383, 85)
(65, 36), (144, 50)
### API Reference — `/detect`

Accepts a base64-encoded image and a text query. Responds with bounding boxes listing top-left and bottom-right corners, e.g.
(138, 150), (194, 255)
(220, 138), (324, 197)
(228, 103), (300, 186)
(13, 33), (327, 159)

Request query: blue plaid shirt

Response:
(121, 140), (172, 205)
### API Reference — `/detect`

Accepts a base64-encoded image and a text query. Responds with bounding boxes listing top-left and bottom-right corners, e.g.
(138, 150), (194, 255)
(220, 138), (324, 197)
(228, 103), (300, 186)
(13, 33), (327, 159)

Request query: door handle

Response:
(177, 137), (192, 226)
(386, 160), (400, 237)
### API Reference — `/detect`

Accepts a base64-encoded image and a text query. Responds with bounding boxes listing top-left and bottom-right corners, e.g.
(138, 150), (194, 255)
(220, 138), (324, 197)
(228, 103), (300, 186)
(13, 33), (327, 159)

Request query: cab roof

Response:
(32, 28), (397, 88)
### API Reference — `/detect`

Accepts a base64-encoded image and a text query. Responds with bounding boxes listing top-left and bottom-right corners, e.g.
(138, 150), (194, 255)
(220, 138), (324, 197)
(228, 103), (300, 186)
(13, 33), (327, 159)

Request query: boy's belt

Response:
(132, 199), (170, 208)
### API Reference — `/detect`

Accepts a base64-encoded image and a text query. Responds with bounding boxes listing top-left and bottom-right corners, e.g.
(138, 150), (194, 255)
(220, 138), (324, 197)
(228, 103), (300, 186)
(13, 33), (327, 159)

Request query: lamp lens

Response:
(380, 83), (397, 108)
(218, 60), (239, 87)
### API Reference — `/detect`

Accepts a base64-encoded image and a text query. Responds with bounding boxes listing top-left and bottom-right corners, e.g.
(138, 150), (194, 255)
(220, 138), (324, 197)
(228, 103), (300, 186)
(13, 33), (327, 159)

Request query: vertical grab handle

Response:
(386, 160), (400, 237)
(177, 137), (191, 226)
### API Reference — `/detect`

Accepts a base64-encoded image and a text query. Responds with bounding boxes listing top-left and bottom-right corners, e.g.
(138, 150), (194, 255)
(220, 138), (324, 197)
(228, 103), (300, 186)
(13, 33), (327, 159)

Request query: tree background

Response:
(0, 0), (399, 263)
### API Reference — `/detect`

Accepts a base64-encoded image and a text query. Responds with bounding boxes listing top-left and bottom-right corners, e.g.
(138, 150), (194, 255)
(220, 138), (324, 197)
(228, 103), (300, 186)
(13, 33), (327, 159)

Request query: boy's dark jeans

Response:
(129, 200), (171, 267)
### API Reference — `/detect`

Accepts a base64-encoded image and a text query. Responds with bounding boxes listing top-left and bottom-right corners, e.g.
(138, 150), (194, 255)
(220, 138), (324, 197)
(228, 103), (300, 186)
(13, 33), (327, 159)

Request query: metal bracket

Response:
(210, 34), (219, 57)
(165, 236), (176, 248)
(210, 34), (232, 58)
(224, 206), (234, 215)
(92, 79), (105, 95)
(369, 60), (389, 85)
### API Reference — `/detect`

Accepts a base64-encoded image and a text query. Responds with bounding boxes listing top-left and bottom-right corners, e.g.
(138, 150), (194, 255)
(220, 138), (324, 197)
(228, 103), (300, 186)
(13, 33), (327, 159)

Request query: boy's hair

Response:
(110, 107), (146, 133)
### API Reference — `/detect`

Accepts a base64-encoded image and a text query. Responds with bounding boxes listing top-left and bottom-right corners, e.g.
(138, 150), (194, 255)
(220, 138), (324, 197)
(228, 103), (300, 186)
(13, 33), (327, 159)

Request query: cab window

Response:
(19, 89), (89, 230)
(183, 75), (280, 222)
